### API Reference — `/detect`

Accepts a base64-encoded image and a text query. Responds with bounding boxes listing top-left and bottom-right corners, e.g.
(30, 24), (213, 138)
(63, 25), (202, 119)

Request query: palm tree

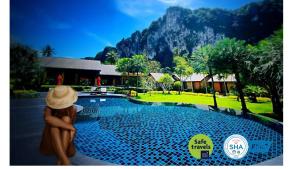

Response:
(191, 44), (218, 110)
(105, 50), (118, 64)
(211, 38), (249, 115)
(42, 45), (55, 57)
(245, 29), (283, 115)
(173, 56), (193, 94)
(131, 54), (147, 97)
(116, 58), (132, 87)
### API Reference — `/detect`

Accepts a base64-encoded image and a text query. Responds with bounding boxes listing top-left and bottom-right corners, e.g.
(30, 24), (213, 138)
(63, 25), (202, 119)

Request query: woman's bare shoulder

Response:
(44, 106), (52, 115)
(72, 105), (77, 113)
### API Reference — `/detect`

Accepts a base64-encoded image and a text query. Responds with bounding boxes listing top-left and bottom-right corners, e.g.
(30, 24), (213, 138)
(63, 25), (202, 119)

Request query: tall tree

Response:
(158, 74), (174, 94)
(10, 44), (43, 90)
(141, 76), (156, 96)
(173, 81), (182, 94)
(42, 45), (55, 57)
(211, 38), (249, 115)
(146, 60), (161, 73)
(245, 29), (283, 115)
(191, 44), (218, 109)
(116, 58), (132, 88)
(173, 56), (193, 94)
(131, 54), (147, 96)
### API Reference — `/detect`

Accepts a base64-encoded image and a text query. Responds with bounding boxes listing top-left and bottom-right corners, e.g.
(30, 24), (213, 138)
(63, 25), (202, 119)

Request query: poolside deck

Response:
(11, 93), (55, 165)
(10, 92), (113, 165)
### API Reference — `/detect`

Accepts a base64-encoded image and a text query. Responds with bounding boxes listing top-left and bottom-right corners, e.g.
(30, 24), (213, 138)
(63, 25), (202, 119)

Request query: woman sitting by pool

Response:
(40, 85), (78, 165)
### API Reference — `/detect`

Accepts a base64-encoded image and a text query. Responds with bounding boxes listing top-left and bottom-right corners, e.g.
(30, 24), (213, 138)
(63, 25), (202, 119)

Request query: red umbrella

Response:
(96, 76), (101, 87)
(57, 74), (63, 85)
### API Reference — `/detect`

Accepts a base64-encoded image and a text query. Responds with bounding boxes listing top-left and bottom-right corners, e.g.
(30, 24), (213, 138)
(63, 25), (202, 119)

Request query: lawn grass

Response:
(136, 91), (273, 114)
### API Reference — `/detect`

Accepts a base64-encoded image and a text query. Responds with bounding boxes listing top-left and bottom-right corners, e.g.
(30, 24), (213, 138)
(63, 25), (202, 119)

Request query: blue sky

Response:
(10, 0), (259, 58)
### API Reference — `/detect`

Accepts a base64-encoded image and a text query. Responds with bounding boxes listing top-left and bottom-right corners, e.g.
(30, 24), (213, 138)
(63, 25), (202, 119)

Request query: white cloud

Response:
(115, 0), (161, 18)
(115, 0), (201, 18)
(157, 0), (201, 9)
(84, 31), (112, 46)
(158, 0), (183, 5)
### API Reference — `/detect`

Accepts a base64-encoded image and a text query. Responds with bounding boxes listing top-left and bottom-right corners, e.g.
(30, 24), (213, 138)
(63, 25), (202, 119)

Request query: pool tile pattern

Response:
(74, 97), (283, 165)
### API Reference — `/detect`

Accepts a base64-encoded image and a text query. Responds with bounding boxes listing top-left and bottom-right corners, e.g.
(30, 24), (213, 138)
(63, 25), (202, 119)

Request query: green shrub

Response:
(40, 85), (55, 91)
(198, 93), (213, 97)
(72, 86), (84, 91)
(243, 85), (268, 97)
(83, 86), (91, 92)
(228, 88), (238, 96)
(130, 90), (137, 97)
(115, 88), (130, 95)
(181, 92), (198, 96)
(114, 89), (137, 96)
(184, 89), (193, 92)
(44, 78), (55, 85)
(106, 86), (116, 92)
(40, 85), (88, 92)
(169, 91), (177, 95)
(79, 79), (90, 86)
(198, 87), (210, 93)
(13, 90), (39, 98)
(257, 97), (271, 102)
(150, 91), (163, 94)
(227, 95), (239, 99)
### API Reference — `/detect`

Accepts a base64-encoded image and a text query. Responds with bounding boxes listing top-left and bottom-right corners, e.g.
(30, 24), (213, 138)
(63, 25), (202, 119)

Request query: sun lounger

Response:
(91, 86), (97, 92)
(100, 87), (107, 93)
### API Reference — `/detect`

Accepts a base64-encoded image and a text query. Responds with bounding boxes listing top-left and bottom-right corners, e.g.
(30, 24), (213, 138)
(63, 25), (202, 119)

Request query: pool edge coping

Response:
(127, 97), (283, 132)
(77, 94), (283, 133)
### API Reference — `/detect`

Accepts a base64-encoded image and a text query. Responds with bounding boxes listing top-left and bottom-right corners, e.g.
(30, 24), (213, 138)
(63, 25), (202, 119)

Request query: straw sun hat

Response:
(46, 85), (78, 109)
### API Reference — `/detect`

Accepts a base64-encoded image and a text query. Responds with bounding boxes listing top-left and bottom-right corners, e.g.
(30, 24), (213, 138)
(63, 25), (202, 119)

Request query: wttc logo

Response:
(223, 134), (249, 160)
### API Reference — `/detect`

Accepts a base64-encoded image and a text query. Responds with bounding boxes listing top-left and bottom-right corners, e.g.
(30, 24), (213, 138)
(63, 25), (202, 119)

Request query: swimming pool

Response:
(74, 97), (283, 165)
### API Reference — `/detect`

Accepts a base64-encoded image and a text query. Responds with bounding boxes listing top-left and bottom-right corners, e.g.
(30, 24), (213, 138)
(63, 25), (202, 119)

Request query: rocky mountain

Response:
(95, 0), (282, 67)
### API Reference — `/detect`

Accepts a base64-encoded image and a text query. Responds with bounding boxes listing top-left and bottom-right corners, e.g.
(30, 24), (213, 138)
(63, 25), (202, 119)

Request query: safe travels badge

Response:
(188, 134), (214, 159)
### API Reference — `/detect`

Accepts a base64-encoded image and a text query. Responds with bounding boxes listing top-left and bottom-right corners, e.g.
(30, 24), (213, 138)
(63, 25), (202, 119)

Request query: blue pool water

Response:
(74, 97), (283, 165)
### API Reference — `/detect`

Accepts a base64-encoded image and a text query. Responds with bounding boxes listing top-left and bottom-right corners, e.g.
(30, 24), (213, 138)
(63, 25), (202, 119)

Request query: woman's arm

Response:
(44, 107), (75, 131)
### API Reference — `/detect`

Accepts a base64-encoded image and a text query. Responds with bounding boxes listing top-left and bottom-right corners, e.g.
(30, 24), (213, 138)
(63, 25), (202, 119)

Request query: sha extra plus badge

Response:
(223, 134), (249, 160)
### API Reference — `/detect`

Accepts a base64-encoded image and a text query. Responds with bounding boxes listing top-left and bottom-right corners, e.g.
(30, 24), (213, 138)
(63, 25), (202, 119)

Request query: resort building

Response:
(174, 73), (236, 94)
(96, 64), (122, 86)
(39, 57), (236, 94)
(39, 57), (123, 86)
(207, 74), (236, 94)
(175, 73), (210, 92)
(149, 73), (165, 83)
